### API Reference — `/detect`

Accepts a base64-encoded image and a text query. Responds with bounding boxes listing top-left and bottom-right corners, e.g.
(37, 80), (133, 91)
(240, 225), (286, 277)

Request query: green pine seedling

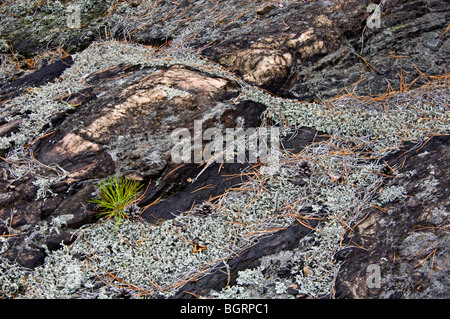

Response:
(90, 176), (143, 227)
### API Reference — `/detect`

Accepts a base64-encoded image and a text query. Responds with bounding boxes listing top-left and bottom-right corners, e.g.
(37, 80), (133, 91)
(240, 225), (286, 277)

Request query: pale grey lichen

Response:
(0, 14), (448, 298)
(374, 185), (406, 205)
(240, 85), (449, 156)
(12, 195), (292, 298)
(292, 223), (343, 296)
(235, 267), (265, 287)
(0, 257), (32, 298)
(154, 85), (190, 100)
(32, 177), (61, 200)
(19, 246), (95, 299)
(416, 177), (440, 200)
(0, 41), (156, 152)
(209, 222), (343, 299)
(428, 206), (448, 226)
(0, 39), (9, 53)
(49, 215), (73, 234)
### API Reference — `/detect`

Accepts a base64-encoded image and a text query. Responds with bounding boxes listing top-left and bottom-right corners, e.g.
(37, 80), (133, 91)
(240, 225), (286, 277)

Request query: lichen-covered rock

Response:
(0, 0), (448, 299)
(335, 135), (450, 299)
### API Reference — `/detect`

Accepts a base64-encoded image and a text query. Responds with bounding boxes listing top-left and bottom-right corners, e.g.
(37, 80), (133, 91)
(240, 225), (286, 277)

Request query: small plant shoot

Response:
(90, 176), (143, 226)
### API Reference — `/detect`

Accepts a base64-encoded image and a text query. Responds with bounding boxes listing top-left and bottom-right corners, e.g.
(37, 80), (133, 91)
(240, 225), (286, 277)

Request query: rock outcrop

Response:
(0, 0), (448, 299)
